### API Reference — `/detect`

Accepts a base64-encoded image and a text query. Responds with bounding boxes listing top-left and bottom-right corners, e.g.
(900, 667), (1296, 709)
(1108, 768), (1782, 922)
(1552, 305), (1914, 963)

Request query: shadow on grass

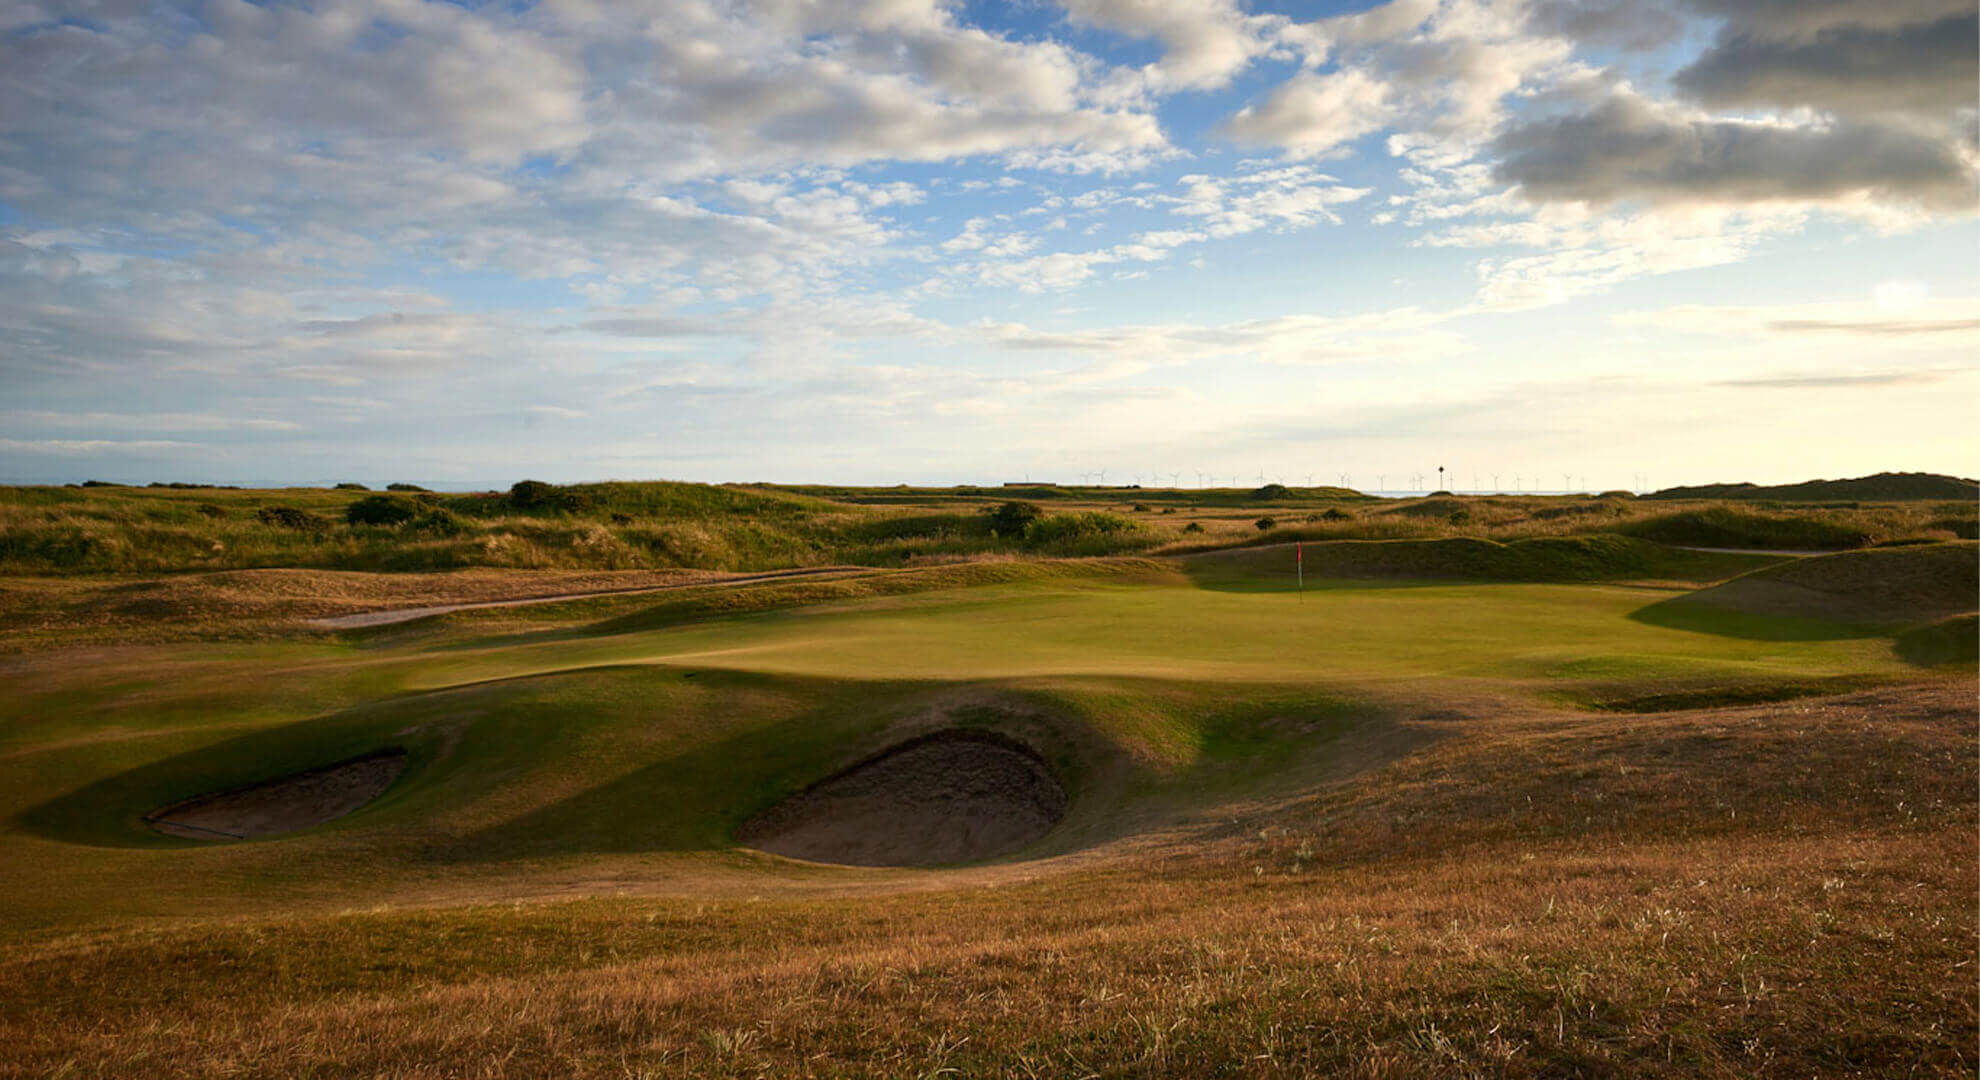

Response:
(1626, 594), (1882, 642)
(15, 699), (458, 849)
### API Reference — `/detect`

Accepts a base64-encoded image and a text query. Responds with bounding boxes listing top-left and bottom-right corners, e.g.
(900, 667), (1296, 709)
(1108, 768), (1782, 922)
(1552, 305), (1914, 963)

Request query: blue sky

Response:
(1, 0), (1974, 490)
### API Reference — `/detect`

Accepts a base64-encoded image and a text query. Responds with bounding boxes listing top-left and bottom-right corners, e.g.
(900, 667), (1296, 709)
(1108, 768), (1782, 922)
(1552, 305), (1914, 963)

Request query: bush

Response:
(333, 482), (369, 491)
(509, 480), (558, 508)
(1255, 517), (1277, 531)
(1447, 510), (1472, 526)
(1182, 522), (1204, 534)
(1023, 511), (1139, 548)
(1131, 503), (1151, 512)
(255, 506), (327, 532)
(611, 512), (634, 526)
(195, 503), (226, 519)
(988, 500), (1044, 537)
(346, 495), (419, 527)
(386, 482), (430, 492)
(408, 508), (466, 536)
(1253, 483), (1290, 500)
(1322, 508), (1353, 521)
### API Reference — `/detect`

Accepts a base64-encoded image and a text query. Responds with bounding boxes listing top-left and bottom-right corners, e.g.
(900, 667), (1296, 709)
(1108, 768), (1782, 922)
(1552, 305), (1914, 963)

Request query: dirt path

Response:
(1671, 546), (1830, 557)
(307, 566), (867, 630)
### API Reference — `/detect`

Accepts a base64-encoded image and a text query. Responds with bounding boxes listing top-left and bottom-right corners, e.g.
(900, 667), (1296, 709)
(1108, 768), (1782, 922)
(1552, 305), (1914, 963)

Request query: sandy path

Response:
(1671, 546), (1829, 557)
(307, 566), (867, 630)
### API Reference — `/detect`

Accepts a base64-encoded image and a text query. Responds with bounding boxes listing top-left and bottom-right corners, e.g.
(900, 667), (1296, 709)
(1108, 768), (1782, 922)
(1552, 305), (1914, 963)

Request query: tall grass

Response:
(0, 482), (1969, 576)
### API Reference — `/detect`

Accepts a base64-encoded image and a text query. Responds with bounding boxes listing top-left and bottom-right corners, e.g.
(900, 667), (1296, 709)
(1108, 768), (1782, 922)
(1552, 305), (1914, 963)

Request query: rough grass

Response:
(0, 684), (1968, 1078)
(3, 482), (1969, 577)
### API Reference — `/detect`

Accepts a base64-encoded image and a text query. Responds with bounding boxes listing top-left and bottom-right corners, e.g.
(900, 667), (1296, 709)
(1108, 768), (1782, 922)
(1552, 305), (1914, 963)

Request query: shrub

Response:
(988, 500), (1044, 537)
(1253, 483), (1290, 500)
(386, 482), (430, 492)
(346, 495), (419, 527)
(1322, 507), (1353, 521)
(195, 503), (226, 518)
(1447, 510), (1472, 526)
(255, 506), (327, 532)
(509, 480), (558, 508)
(333, 482), (370, 491)
(611, 512), (634, 526)
(1182, 522), (1204, 534)
(1255, 517), (1277, 531)
(1131, 503), (1151, 512)
(409, 508), (466, 536)
(1023, 511), (1139, 548)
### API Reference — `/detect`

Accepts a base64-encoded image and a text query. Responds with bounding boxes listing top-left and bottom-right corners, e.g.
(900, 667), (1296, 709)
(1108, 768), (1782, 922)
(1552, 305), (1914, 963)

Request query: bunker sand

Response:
(739, 730), (1068, 867)
(149, 749), (408, 840)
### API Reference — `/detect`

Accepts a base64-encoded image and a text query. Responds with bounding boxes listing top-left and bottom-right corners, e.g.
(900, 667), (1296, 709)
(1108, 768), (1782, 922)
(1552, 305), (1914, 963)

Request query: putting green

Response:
(397, 575), (1910, 692)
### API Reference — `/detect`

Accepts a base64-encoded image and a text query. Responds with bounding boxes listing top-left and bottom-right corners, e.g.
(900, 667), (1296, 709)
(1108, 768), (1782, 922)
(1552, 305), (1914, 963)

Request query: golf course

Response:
(0, 480), (1972, 1076)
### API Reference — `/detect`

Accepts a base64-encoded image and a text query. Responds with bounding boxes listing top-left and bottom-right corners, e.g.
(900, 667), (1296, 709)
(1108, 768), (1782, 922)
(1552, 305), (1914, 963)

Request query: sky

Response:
(1, 0), (1975, 491)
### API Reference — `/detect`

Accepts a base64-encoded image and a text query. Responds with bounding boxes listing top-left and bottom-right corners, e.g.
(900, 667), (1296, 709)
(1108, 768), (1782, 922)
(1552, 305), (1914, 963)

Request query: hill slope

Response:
(1645, 472), (1977, 502)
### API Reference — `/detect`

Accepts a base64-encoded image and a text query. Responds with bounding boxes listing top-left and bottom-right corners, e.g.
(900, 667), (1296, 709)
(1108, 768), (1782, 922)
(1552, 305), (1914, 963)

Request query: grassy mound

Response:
(1186, 535), (1775, 585)
(1896, 613), (1978, 667)
(1654, 543), (1977, 628)
(1617, 506), (1875, 549)
(1645, 471), (1978, 502)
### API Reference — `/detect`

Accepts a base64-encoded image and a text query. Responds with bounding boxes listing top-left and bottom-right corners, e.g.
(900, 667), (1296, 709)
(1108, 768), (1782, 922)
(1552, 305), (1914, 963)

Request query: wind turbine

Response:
(1377, 474), (1387, 492)
(1513, 473), (1522, 492)
(1337, 473), (1350, 488)
(1562, 472), (1573, 493)
(1491, 473), (1500, 492)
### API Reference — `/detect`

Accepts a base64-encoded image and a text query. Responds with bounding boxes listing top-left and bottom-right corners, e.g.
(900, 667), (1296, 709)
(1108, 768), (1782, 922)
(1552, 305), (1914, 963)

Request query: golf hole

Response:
(148, 749), (408, 841)
(738, 730), (1068, 867)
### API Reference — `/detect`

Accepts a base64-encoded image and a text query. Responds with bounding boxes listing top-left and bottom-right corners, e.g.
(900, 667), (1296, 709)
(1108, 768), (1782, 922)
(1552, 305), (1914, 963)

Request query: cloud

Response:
(1224, 0), (1574, 161)
(1614, 297), (1980, 341)
(1715, 370), (1952, 388)
(1222, 70), (1393, 158)
(1526, 1), (1685, 50)
(979, 306), (1457, 365)
(1060, 0), (1285, 92)
(1674, 9), (1978, 115)
(1490, 91), (1977, 210)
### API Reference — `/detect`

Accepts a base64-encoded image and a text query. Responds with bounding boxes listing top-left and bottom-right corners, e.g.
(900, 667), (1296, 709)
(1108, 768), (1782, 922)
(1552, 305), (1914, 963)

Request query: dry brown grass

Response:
(1, 682), (1969, 1078)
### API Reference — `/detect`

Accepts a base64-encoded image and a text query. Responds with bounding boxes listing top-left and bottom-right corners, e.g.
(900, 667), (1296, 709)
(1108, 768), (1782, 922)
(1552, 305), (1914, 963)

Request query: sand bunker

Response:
(148, 749), (407, 840)
(739, 730), (1068, 867)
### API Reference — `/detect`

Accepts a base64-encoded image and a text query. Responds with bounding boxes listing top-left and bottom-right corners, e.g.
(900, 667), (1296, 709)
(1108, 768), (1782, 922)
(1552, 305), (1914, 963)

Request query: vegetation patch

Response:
(1617, 506), (1876, 549)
